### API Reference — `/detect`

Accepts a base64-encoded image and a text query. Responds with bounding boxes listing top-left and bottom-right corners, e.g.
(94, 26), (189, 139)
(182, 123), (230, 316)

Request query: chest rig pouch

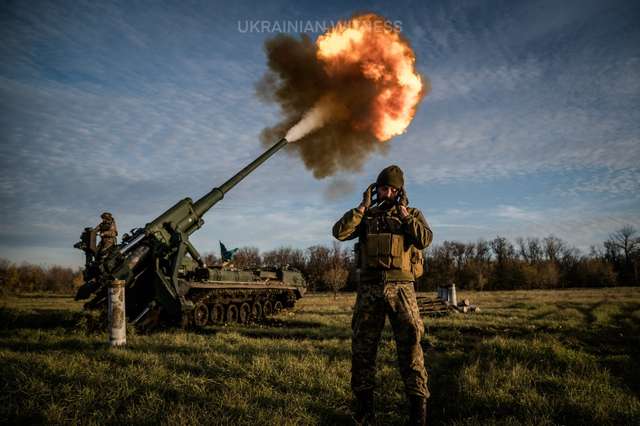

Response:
(363, 211), (411, 271)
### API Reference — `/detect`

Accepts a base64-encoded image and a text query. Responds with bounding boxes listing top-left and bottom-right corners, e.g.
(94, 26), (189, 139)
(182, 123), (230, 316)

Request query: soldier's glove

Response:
(396, 188), (410, 220)
(397, 187), (409, 207)
(359, 183), (376, 210)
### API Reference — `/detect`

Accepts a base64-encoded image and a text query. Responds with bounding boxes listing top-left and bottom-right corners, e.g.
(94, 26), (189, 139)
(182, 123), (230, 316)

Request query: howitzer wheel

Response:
(239, 303), (251, 324)
(251, 301), (263, 320)
(193, 303), (209, 327)
(226, 304), (239, 323)
(273, 301), (284, 314)
(211, 304), (225, 323)
(263, 300), (273, 316)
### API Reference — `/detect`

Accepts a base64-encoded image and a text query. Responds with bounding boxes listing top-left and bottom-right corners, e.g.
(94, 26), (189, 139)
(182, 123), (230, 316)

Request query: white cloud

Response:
(427, 202), (640, 251)
(495, 205), (543, 222)
(428, 59), (543, 102)
(2, 0), (639, 266)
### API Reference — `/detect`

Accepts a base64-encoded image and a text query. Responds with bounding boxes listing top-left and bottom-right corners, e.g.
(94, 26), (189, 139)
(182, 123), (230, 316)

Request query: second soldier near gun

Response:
(332, 165), (432, 426)
(96, 212), (118, 258)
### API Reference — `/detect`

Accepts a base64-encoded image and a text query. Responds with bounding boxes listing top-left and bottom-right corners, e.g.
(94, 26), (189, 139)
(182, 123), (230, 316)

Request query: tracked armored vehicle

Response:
(185, 266), (305, 327)
(74, 138), (306, 330)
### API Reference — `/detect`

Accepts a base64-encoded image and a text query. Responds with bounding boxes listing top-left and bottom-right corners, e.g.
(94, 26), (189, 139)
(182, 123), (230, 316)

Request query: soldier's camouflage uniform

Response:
(96, 217), (118, 255)
(333, 204), (432, 399)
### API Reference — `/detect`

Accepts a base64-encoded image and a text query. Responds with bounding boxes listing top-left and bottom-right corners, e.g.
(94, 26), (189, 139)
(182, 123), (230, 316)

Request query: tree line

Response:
(1, 225), (638, 295)
(203, 242), (352, 294)
(0, 242), (353, 295)
(0, 258), (82, 295)
(204, 225), (639, 292)
(418, 225), (639, 291)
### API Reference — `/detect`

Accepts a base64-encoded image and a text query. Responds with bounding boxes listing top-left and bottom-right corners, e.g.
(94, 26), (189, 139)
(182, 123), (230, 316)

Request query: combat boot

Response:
(408, 395), (427, 426)
(353, 390), (375, 425)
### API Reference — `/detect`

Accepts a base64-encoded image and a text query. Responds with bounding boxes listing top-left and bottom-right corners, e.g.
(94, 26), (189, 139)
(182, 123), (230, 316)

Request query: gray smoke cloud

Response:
(256, 33), (389, 179)
(323, 178), (356, 201)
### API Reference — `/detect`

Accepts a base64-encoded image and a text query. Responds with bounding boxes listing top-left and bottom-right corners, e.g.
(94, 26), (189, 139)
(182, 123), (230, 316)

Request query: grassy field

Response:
(1, 288), (639, 425)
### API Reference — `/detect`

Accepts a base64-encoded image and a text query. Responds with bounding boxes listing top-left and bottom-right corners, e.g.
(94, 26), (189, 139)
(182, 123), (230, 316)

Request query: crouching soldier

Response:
(332, 165), (432, 425)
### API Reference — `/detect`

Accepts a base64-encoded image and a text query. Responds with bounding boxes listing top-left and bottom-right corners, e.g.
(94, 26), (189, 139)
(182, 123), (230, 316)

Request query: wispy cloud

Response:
(495, 205), (543, 222)
(1, 0), (639, 266)
(428, 202), (640, 252)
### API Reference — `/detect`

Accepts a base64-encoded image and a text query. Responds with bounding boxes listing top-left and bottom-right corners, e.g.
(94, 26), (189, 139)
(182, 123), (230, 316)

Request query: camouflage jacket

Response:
(97, 221), (118, 239)
(332, 204), (432, 280)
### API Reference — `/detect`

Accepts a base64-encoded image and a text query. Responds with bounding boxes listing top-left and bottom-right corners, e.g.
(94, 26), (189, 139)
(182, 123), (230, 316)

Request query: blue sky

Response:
(1, 0), (639, 267)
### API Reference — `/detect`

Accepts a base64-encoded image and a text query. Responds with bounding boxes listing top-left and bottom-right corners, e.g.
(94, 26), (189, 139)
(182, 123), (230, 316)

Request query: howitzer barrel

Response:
(74, 136), (294, 319)
(192, 138), (288, 218)
(152, 137), (289, 236)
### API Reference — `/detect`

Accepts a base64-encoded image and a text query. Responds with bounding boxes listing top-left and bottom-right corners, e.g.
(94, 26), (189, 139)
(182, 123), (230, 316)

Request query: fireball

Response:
(316, 14), (425, 141)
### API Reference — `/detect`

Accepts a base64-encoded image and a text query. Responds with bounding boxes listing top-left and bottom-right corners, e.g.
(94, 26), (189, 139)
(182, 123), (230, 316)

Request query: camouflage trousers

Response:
(351, 279), (429, 398)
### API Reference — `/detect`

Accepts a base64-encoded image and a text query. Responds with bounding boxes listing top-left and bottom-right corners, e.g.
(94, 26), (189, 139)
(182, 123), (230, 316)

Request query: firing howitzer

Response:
(74, 138), (293, 328)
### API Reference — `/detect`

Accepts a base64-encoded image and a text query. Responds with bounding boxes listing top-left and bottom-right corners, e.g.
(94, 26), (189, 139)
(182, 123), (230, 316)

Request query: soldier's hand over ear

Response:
(397, 188), (409, 207)
(397, 188), (409, 219)
(359, 183), (376, 211)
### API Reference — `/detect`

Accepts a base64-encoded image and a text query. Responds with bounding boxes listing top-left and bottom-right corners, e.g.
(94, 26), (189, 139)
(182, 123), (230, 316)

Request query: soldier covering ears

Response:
(333, 165), (432, 426)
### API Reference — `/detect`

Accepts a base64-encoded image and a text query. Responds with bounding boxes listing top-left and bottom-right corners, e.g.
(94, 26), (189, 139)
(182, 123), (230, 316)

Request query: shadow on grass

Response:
(13, 293), (74, 299)
(260, 317), (326, 329)
(0, 306), (83, 331)
(236, 327), (352, 341)
(294, 309), (352, 316)
(569, 301), (640, 397)
(0, 304), (351, 345)
(0, 351), (255, 425)
(3, 297), (638, 425)
(305, 398), (355, 426)
(423, 331), (480, 425)
(530, 300), (607, 324)
(0, 334), (105, 353)
(506, 302), (538, 310)
(197, 317), (352, 341)
(424, 300), (640, 425)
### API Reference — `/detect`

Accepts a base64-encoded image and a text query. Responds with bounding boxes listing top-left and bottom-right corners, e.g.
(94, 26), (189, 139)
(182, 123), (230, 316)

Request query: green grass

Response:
(1, 288), (639, 425)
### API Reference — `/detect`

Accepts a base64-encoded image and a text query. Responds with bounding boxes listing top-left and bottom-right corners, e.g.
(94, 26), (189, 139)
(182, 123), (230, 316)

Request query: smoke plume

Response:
(323, 178), (356, 201)
(256, 13), (428, 179)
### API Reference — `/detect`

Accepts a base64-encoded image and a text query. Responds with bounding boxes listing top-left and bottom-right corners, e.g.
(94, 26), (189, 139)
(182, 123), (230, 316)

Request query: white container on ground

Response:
(448, 283), (457, 307)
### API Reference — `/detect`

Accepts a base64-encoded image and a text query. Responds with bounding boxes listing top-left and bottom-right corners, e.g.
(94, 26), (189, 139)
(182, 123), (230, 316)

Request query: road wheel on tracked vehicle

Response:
(210, 304), (225, 323)
(226, 304), (239, 323)
(251, 301), (263, 320)
(239, 303), (251, 324)
(263, 300), (273, 316)
(273, 300), (284, 314)
(193, 303), (209, 327)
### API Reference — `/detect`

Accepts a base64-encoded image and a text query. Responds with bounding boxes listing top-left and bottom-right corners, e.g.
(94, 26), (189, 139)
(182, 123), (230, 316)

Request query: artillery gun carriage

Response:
(74, 138), (306, 330)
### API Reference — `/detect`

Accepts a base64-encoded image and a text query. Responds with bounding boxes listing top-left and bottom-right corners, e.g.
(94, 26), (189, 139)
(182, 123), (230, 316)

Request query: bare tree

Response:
(589, 244), (605, 260)
(262, 247), (306, 270)
(543, 235), (565, 263)
(491, 236), (515, 264)
(305, 245), (330, 291)
(323, 267), (348, 297)
(474, 239), (491, 263)
(202, 252), (219, 266)
(527, 238), (543, 264)
(608, 225), (640, 284)
(516, 237), (529, 263)
(324, 242), (350, 298)
(609, 226), (639, 265)
(233, 247), (261, 269)
(450, 242), (474, 268)
(424, 243), (455, 288)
